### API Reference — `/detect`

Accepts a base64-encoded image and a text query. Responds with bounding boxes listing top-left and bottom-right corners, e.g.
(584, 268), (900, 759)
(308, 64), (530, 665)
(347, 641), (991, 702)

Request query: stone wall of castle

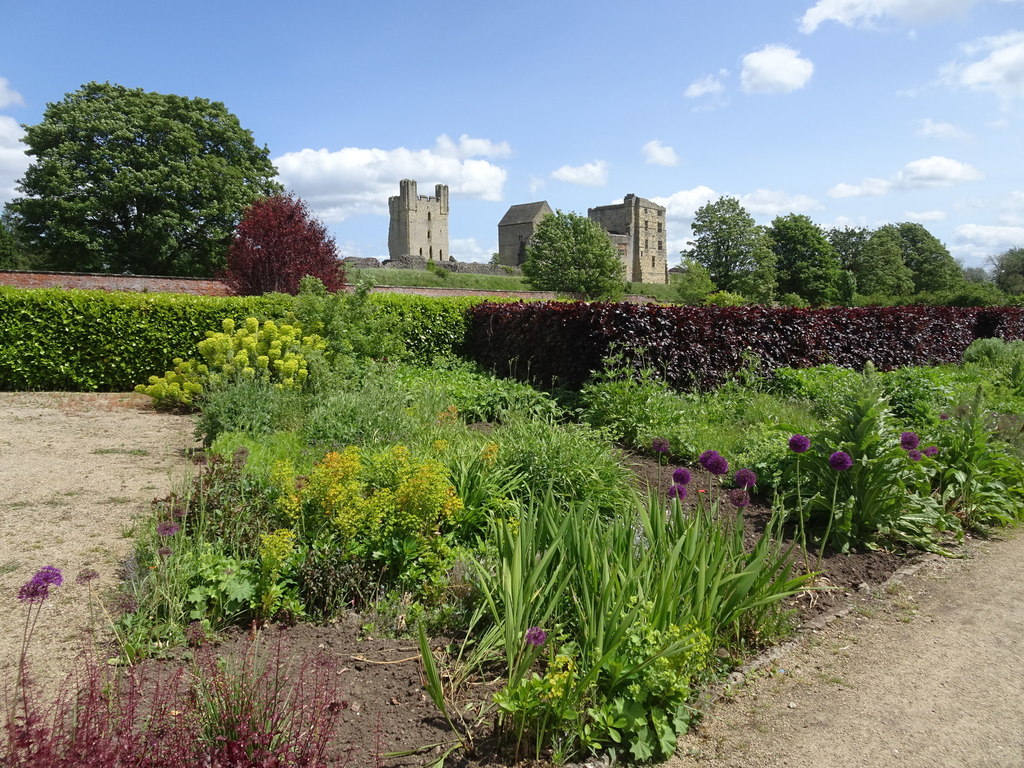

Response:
(588, 194), (667, 284)
(387, 179), (450, 262)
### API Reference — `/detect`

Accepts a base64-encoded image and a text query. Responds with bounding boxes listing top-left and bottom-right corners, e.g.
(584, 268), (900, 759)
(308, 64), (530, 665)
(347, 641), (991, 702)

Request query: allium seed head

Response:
(651, 438), (670, 455)
(728, 488), (751, 508)
(33, 566), (63, 587)
(156, 521), (180, 538)
(788, 434), (811, 454)
(828, 451), (853, 472)
(668, 483), (688, 500)
(672, 467), (692, 485)
(907, 449), (923, 461)
(734, 468), (757, 489)
(900, 432), (920, 450)
(18, 580), (49, 603)
(923, 445), (940, 457)
(76, 568), (99, 586)
(524, 627), (547, 647)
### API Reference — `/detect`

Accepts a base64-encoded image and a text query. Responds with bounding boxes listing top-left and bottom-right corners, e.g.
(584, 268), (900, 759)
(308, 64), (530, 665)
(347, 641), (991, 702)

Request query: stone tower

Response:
(588, 194), (668, 284)
(497, 201), (553, 267)
(388, 179), (450, 262)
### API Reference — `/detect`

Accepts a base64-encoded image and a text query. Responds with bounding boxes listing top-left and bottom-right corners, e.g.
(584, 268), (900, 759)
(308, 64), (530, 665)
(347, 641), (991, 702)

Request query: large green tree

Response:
(827, 226), (870, 271)
(6, 82), (282, 276)
(522, 211), (626, 299)
(768, 214), (842, 305)
(878, 222), (962, 294)
(0, 218), (28, 270)
(852, 228), (915, 297)
(671, 257), (717, 305)
(685, 196), (776, 302)
(989, 246), (1024, 295)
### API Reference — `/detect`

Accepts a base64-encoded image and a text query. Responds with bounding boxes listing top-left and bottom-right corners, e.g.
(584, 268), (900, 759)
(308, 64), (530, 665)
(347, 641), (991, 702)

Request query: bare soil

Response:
(2, 394), (1020, 767)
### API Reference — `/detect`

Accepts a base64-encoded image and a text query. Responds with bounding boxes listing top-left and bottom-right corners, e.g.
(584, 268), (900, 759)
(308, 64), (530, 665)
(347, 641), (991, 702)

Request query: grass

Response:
(92, 447), (150, 456)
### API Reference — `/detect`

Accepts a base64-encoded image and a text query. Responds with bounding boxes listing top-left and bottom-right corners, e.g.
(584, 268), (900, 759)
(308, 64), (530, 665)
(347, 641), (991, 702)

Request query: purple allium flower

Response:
(699, 450), (730, 475)
(157, 546), (173, 558)
(728, 488), (751, 508)
(156, 521), (180, 538)
(76, 568), (99, 586)
(651, 438), (670, 455)
(734, 468), (757, 489)
(672, 467), (692, 485)
(828, 451), (853, 472)
(113, 593), (138, 615)
(907, 449), (923, 461)
(923, 445), (940, 457)
(524, 627), (547, 647)
(788, 434), (811, 454)
(940, 413), (950, 421)
(18, 580), (49, 604)
(33, 566), (63, 587)
(900, 432), (920, 450)
(668, 483), (688, 500)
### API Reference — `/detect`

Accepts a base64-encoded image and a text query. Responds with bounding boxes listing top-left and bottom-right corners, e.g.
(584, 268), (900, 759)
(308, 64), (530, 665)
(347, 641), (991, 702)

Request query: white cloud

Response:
(916, 117), (971, 140)
(450, 237), (497, 263)
(800, 0), (982, 34)
(904, 209), (948, 221)
(642, 140), (680, 167)
(0, 115), (29, 205)
(942, 30), (1024, 106)
(684, 71), (728, 99)
(954, 222), (1024, 249)
(273, 134), (509, 223)
(550, 160), (608, 187)
(829, 155), (982, 197)
(740, 45), (814, 94)
(650, 186), (718, 224)
(739, 189), (824, 217)
(528, 175), (546, 195)
(0, 78), (24, 109)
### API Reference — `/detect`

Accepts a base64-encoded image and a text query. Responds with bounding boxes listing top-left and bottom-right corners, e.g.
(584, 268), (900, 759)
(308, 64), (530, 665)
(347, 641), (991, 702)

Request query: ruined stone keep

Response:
(497, 201), (554, 267)
(388, 179), (450, 262)
(588, 194), (668, 284)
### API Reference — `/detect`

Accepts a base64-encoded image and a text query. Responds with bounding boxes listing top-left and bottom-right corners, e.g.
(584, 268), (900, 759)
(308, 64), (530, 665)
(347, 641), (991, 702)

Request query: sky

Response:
(1, 0), (1023, 269)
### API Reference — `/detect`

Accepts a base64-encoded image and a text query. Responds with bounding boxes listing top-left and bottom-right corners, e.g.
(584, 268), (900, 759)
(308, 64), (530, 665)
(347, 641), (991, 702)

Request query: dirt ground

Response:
(2, 393), (1022, 767)
(671, 529), (1024, 768)
(0, 392), (195, 691)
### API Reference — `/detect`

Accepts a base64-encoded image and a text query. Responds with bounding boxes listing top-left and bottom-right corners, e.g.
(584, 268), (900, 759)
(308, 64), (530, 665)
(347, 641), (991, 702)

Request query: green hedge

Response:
(0, 287), (482, 392)
(367, 292), (483, 361)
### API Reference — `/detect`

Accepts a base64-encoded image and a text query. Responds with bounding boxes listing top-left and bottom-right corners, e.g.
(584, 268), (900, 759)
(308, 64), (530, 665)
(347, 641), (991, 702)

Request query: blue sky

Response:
(1, 0), (1023, 269)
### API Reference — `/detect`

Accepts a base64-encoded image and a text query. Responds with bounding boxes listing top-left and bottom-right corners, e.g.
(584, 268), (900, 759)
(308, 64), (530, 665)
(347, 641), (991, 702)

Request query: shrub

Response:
(0, 287), (292, 391)
(223, 194), (345, 296)
(135, 317), (325, 408)
(193, 377), (304, 447)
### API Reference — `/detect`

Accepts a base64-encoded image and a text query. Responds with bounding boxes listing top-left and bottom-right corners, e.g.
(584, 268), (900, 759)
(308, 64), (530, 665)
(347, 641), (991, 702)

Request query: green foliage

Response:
(0, 287), (293, 391)
(879, 222), (962, 295)
(522, 211), (626, 299)
(135, 317), (325, 408)
(671, 258), (717, 305)
(461, 492), (808, 762)
(685, 196), (776, 302)
(367, 292), (483, 362)
(769, 214), (842, 305)
(990, 246), (1024, 295)
(769, 365), (863, 418)
(7, 81), (281, 276)
(346, 266), (529, 291)
(0, 218), (30, 270)
(492, 416), (636, 515)
(852, 228), (915, 297)
(783, 365), (959, 552)
(194, 378), (304, 447)
(962, 336), (1024, 367)
(703, 290), (750, 306)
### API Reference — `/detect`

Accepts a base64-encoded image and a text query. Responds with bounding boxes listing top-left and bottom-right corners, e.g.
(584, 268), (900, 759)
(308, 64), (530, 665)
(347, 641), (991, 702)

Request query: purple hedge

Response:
(467, 302), (1024, 390)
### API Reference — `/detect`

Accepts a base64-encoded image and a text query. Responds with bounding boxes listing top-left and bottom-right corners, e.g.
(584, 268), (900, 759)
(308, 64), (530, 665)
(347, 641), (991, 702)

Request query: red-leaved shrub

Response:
(223, 195), (345, 296)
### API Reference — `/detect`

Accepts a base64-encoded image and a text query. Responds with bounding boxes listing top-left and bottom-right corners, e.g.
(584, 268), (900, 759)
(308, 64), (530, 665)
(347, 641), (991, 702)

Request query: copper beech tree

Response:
(223, 195), (345, 295)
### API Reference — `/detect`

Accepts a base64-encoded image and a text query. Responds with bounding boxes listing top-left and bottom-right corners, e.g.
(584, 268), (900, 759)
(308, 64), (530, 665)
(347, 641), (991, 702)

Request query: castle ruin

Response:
(588, 194), (668, 284)
(497, 201), (554, 267)
(388, 179), (450, 262)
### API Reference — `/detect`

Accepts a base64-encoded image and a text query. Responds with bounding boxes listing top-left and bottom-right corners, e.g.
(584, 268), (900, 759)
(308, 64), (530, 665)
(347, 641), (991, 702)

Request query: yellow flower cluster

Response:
(480, 442), (500, 465)
(293, 445), (463, 545)
(541, 654), (577, 702)
(259, 528), (296, 572)
(270, 460), (301, 520)
(135, 316), (325, 408)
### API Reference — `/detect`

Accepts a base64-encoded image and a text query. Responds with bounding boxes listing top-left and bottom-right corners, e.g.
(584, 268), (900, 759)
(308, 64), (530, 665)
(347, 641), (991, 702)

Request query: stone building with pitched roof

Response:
(496, 201), (554, 267)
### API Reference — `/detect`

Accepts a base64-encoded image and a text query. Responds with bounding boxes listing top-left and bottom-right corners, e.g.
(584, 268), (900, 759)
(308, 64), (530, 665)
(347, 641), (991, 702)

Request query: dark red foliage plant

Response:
(223, 194), (346, 296)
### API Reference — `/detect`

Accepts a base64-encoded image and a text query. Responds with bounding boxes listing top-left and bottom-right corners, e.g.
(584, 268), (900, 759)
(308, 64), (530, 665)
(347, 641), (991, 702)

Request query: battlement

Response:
(388, 179), (450, 261)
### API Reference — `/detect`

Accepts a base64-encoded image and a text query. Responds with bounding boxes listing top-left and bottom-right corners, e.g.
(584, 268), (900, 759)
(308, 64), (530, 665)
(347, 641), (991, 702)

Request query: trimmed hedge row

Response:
(0, 287), (481, 392)
(467, 302), (1024, 390)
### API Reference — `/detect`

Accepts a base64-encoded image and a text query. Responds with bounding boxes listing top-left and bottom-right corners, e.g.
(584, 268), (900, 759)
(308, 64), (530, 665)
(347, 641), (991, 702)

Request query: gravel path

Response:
(0, 393), (194, 691)
(672, 530), (1024, 768)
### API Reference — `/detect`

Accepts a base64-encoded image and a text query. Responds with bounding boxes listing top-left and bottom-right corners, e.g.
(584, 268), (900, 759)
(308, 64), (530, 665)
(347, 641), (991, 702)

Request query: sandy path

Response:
(672, 530), (1024, 768)
(0, 393), (194, 690)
